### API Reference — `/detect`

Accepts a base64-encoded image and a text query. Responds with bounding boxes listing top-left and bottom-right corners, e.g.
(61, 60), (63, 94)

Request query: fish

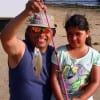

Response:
(33, 47), (43, 77)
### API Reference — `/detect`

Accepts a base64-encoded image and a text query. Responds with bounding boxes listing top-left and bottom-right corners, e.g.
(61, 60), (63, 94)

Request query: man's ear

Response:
(53, 29), (56, 36)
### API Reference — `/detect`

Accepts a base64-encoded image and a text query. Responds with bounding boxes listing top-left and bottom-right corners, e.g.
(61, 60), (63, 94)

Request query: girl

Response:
(51, 14), (100, 100)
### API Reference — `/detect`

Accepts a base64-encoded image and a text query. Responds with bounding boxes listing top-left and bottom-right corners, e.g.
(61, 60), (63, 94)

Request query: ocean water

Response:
(45, 0), (100, 6)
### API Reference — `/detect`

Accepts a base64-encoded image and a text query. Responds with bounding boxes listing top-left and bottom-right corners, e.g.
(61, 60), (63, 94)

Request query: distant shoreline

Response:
(46, 3), (100, 9)
(45, 0), (100, 7)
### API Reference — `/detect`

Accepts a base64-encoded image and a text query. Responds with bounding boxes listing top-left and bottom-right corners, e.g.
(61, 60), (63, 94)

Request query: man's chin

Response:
(37, 45), (46, 49)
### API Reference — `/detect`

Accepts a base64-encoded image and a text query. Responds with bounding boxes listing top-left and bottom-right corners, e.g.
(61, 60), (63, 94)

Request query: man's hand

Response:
(25, 0), (47, 16)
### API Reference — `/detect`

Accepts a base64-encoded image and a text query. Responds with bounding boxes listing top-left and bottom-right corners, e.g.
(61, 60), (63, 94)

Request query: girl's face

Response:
(66, 26), (89, 48)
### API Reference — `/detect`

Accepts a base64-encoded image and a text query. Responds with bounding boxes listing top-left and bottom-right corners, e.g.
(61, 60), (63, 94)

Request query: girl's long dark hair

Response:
(65, 14), (92, 47)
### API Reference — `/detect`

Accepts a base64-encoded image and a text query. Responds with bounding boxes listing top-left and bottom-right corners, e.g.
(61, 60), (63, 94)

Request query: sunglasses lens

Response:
(32, 27), (51, 34)
(32, 27), (41, 33)
(43, 28), (50, 33)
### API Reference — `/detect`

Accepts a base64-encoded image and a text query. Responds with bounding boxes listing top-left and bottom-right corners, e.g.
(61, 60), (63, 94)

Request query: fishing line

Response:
(40, 0), (69, 100)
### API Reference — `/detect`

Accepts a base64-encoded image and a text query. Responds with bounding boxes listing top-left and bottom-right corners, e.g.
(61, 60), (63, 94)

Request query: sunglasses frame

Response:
(32, 27), (52, 33)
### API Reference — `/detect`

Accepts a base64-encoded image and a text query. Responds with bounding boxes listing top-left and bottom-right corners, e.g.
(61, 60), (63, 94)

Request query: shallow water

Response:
(45, 0), (100, 6)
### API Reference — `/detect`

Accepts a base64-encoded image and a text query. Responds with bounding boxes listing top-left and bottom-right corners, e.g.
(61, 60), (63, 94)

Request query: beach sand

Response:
(0, 5), (100, 100)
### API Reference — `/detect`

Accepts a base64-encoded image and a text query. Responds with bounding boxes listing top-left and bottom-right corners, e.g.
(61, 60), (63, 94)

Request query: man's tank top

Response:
(9, 40), (54, 100)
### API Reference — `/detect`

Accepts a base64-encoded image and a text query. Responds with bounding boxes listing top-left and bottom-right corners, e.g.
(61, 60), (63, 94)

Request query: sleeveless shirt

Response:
(9, 40), (54, 100)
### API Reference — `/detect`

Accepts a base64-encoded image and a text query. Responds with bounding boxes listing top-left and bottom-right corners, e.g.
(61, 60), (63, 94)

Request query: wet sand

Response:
(0, 5), (100, 100)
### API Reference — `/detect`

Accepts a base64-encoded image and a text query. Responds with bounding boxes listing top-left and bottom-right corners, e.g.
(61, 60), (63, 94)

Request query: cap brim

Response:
(28, 23), (56, 28)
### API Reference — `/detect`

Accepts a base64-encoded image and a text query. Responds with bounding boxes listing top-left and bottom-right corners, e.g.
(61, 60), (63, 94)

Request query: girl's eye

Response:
(76, 33), (80, 36)
(76, 32), (82, 36)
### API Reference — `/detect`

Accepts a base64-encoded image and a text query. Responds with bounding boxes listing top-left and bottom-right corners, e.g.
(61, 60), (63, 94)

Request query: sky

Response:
(0, 0), (28, 17)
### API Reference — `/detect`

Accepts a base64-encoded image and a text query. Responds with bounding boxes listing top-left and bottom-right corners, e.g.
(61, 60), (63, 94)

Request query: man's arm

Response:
(0, 0), (45, 68)
(1, 10), (28, 56)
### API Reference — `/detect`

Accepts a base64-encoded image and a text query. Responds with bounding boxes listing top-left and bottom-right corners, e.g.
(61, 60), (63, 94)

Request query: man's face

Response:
(30, 26), (53, 50)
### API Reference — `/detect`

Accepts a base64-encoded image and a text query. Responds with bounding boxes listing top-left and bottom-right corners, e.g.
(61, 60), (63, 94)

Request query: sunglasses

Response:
(32, 27), (52, 34)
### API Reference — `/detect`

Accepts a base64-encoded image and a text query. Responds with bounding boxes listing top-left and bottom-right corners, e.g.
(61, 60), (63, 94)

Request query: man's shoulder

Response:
(48, 45), (54, 51)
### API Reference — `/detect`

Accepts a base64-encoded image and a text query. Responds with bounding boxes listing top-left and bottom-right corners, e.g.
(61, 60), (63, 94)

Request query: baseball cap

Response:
(28, 13), (56, 28)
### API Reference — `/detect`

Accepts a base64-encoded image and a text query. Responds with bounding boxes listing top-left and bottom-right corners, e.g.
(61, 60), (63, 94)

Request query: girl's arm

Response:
(51, 63), (64, 100)
(72, 65), (100, 100)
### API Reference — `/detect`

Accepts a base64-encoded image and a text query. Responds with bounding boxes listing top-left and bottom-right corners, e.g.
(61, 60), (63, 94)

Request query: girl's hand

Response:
(71, 97), (83, 100)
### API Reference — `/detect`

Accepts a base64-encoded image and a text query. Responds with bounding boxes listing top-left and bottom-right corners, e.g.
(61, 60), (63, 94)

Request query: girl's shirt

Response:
(51, 45), (100, 98)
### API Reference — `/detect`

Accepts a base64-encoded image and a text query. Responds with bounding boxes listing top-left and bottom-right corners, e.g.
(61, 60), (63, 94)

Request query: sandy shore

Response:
(0, 5), (100, 100)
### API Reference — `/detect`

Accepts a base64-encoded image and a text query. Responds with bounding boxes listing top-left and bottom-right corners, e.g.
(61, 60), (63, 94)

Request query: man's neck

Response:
(39, 47), (48, 53)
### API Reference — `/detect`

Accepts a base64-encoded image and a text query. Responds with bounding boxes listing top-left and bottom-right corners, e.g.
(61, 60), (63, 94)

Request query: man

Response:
(1, 0), (56, 100)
